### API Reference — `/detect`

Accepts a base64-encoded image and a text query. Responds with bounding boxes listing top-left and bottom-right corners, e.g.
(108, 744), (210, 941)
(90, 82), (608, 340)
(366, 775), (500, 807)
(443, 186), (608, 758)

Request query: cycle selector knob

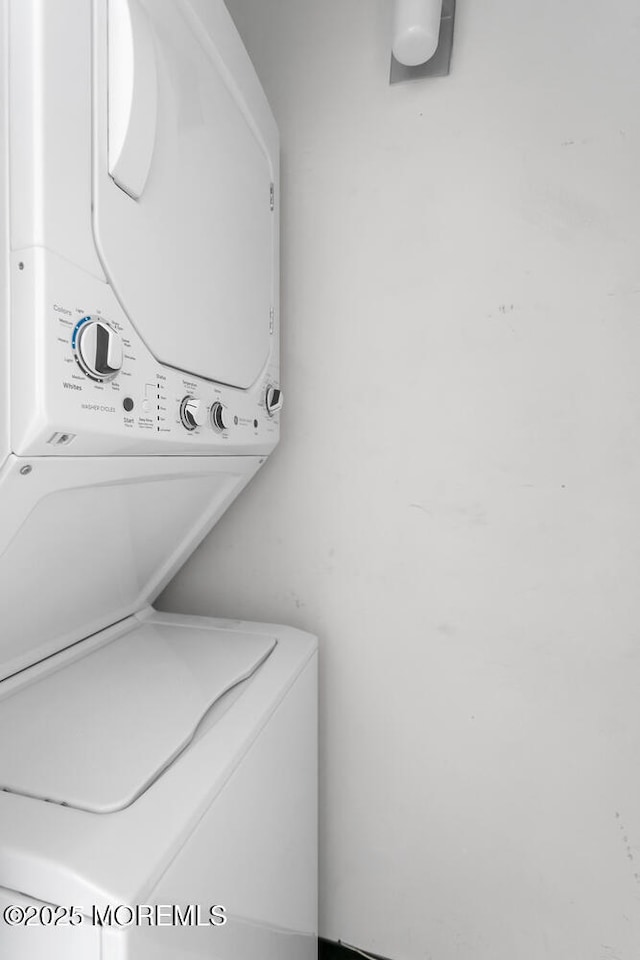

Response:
(210, 401), (229, 432)
(180, 396), (205, 431)
(76, 320), (123, 381)
(265, 385), (283, 417)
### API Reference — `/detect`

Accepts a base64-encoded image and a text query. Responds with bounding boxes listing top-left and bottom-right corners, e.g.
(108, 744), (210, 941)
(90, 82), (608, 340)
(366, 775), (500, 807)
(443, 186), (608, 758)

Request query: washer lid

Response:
(93, 0), (278, 389)
(0, 619), (275, 813)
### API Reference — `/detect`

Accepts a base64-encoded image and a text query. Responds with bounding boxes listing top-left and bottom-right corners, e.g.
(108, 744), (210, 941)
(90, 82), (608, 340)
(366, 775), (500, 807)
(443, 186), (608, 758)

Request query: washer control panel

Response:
(11, 250), (281, 457)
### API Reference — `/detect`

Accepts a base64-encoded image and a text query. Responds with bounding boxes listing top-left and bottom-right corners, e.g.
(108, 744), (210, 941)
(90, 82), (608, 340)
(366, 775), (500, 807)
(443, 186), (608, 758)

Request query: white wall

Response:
(159, 2), (640, 957)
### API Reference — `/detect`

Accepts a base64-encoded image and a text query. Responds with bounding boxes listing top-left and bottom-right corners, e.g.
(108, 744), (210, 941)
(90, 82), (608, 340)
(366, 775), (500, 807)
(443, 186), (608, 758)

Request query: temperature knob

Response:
(210, 401), (229, 432)
(180, 396), (205, 431)
(76, 320), (123, 381)
(265, 385), (283, 417)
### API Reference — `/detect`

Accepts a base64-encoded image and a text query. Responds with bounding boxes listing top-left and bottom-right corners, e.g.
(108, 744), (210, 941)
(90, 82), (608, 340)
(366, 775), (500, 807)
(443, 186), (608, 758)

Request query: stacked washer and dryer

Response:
(0, 1), (317, 957)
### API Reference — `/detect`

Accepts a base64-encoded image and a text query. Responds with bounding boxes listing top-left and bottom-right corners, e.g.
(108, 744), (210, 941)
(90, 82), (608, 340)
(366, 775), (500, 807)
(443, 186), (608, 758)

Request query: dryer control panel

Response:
(10, 250), (281, 457)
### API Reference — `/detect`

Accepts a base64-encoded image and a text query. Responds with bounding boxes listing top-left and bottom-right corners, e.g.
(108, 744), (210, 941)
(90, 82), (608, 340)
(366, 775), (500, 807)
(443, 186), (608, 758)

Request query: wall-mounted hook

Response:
(390, 0), (456, 84)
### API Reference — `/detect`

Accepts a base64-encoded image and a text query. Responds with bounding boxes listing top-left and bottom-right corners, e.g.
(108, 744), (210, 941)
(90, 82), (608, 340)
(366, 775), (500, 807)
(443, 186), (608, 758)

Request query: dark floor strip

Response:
(319, 937), (391, 960)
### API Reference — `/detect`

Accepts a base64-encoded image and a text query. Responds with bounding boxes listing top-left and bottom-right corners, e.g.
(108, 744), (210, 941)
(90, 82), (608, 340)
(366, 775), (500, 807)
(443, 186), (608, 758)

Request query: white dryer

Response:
(0, 1), (317, 958)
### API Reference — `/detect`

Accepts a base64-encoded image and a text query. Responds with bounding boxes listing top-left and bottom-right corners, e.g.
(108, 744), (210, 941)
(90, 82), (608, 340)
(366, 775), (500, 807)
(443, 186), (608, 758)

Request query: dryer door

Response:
(93, 0), (278, 390)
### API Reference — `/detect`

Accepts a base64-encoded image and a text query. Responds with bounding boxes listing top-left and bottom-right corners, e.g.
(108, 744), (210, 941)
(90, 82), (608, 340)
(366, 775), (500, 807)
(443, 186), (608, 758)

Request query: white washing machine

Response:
(0, 1), (317, 958)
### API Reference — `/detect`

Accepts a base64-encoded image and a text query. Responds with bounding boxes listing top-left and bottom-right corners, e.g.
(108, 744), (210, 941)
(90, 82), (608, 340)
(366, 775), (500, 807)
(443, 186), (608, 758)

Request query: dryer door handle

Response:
(108, 0), (158, 200)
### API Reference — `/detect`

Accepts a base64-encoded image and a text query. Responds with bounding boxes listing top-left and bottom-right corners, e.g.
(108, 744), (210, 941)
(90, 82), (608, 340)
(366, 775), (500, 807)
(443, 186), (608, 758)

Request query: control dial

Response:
(76, 320), (123, 381)
(180, 396), (205, 431)
(265, 385), (284, 417)
(210, 401), (229, 432)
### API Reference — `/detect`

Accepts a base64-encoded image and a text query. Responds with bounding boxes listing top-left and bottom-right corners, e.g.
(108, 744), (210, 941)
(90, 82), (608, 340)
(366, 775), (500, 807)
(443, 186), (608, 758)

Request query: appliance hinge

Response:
(270, 182), (275, 211)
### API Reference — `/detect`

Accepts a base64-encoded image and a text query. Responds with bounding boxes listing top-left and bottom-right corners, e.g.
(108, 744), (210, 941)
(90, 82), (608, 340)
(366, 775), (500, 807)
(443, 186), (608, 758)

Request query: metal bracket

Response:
(389, 0), (456, 84)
